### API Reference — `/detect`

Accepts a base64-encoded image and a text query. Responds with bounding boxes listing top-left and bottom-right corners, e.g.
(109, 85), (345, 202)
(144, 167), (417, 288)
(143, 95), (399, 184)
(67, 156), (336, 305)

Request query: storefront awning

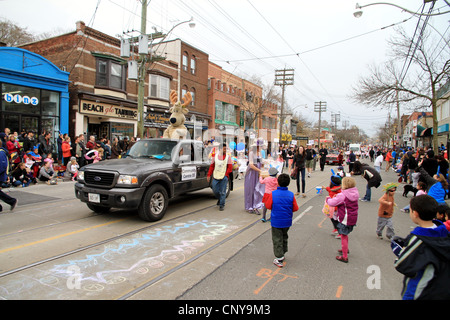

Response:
(420, 127), (432, 137)
(416, 125), (426, 136)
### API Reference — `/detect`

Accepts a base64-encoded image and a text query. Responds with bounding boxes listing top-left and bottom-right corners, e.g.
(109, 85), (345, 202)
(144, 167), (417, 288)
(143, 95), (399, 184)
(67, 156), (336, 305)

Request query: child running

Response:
(263, 173), (299, 268)
(259, 167), (279, 222)
(326, 177), (359, 263)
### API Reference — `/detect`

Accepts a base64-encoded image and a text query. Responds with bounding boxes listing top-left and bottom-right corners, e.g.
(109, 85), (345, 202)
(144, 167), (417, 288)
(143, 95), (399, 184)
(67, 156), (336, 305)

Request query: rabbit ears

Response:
(169, 90), (192, 107)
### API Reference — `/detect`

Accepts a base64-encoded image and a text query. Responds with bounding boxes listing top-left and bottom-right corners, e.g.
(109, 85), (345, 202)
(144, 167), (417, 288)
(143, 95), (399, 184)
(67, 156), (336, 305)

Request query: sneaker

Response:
(273, 258), (285, 268)
(219, 206), (224, 211)
(335, 234), (341, 239)
(377, 234), (383, 240)
(359, 198), (368, 202)
(336, 255), (348, 263)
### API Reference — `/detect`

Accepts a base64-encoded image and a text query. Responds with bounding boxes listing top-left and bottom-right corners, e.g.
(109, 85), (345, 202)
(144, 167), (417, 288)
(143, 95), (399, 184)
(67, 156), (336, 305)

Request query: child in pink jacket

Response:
(259, 167), (279, 222)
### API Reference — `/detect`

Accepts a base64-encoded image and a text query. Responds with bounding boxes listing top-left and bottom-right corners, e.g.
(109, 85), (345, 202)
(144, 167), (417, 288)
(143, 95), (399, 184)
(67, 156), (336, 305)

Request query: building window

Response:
(96, 58), (126, 91)
(149, 74), (170, 100)
(182, 52), (189, 72)
(181, 85), (188, 100)
(190, 55), (196, 74)
(215, 100), (237, 125)
(190, 88), (196, 106)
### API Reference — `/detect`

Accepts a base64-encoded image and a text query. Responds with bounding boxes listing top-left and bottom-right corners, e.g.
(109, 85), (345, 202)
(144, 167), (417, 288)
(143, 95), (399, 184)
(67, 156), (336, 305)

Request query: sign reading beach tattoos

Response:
(80, 99), (138, 120)
(182, 166), (197, 181)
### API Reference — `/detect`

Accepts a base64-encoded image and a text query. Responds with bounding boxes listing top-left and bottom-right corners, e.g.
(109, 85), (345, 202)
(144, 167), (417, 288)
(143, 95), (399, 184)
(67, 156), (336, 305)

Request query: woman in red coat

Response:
(61, 136), (72, 166)
(6, 135), (21, 168)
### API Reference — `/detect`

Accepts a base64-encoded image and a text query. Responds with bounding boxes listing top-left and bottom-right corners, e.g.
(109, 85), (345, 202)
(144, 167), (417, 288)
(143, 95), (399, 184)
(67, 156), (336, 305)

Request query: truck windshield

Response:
(127, 140), (178, 160)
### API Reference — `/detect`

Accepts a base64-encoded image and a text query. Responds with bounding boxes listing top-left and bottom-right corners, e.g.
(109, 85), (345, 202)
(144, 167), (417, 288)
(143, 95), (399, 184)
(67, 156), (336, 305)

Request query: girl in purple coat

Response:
(326, 177), (359, 263)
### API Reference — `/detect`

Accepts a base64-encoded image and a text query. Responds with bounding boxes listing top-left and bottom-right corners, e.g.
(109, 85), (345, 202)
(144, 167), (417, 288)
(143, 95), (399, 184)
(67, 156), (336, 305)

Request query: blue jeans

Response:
(363, 184), (371, 201)
(212, 176), (228, 207)
(295, 167), (306, 193)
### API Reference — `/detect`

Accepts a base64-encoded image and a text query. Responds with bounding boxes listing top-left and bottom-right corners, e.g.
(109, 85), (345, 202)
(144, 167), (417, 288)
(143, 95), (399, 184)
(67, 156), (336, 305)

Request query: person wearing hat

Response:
(259, 167), (279, 222)
(207, 143), (233, 211)
(245, 139), (265, 213)
(377, 182), (399, 240)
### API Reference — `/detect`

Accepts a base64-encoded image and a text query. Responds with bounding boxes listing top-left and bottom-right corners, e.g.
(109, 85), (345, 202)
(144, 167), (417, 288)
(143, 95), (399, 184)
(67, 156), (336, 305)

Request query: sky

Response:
(1, 0), (449, 138)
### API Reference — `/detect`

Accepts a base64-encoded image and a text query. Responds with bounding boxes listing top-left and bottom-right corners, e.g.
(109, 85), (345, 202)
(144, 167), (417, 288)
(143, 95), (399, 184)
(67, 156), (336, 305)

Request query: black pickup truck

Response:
(74, 139), (235, 221)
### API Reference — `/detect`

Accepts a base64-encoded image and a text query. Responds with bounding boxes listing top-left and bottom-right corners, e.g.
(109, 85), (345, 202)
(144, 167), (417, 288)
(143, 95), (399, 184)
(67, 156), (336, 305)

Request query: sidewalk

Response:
(3, 177), (76, 208)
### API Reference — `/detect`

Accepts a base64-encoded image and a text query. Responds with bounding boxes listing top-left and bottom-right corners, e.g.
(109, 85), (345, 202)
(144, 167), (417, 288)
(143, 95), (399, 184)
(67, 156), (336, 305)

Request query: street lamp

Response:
(354, 1), (450, 18)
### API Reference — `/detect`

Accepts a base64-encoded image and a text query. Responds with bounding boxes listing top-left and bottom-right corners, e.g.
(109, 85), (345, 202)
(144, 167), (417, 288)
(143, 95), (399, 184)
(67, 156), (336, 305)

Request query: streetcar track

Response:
(0, 175), (327, 300)
(0, 194), (244, 279)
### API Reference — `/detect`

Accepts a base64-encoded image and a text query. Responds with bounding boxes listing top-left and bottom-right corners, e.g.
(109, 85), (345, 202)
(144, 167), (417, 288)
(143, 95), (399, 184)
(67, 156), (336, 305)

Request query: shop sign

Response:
(4, 93), (39, 105)
(80, 100), (137, 120)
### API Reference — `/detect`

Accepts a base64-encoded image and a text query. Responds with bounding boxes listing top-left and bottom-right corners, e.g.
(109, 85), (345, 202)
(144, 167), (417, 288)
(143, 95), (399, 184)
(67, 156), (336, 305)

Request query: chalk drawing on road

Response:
(0, 218), (240, 299)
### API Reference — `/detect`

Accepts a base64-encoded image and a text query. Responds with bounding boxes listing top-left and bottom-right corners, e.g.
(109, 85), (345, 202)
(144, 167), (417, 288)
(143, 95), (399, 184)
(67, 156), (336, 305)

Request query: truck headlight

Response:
(117, 175), (138, 185)
(78, 171), (84, 181)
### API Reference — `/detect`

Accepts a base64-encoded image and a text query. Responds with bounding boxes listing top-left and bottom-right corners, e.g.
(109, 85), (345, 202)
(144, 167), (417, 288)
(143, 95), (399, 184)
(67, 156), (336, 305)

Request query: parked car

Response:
(325, 150), (340, 165)
(74, 139), (236, 222)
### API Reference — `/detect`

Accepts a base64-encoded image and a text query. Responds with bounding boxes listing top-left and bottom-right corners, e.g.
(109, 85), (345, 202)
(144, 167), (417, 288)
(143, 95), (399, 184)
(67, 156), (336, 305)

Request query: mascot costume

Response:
(163, 90), (191, 140)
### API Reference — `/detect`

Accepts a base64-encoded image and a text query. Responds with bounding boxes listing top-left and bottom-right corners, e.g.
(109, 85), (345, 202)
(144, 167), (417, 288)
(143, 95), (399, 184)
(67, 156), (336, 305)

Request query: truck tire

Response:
(138, 184), (169, 221)
(87, 203), (111, 213)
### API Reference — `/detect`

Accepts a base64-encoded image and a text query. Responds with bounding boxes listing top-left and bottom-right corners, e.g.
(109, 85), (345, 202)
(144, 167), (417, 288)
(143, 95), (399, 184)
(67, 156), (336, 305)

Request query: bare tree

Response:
(241, 76), (280, 130)
(0, 18), (35, 46)
(352, 27), (450, 150)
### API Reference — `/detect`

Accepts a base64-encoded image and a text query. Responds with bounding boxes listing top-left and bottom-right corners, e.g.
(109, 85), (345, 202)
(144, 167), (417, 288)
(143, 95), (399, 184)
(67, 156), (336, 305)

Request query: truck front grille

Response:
(84, 171), (117, 188)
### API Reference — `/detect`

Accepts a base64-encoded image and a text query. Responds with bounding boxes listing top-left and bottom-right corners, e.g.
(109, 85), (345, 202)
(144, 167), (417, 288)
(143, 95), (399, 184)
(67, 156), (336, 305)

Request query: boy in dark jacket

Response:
(392, 195), (450, 300)
(263, 173), (299, 267)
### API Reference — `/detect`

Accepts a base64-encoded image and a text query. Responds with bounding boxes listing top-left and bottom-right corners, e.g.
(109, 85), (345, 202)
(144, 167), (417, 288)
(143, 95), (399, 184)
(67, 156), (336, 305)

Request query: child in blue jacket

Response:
(392, 195), (450, 300)
(263, 173), (299, 267)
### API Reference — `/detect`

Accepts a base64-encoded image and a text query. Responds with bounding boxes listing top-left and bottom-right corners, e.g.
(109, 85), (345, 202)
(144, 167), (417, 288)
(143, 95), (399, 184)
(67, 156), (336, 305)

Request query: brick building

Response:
(20, 21), (210, 141)
(207, 61), (278, 151)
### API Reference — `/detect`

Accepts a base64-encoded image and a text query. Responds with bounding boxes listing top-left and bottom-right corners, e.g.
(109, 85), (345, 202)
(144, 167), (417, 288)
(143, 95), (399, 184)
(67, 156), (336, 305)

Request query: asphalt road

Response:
(0, 162), (429, 302)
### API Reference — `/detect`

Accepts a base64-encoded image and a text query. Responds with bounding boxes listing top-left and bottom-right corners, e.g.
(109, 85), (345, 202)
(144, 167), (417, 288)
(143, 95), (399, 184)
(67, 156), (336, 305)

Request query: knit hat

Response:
(382, 182), (399, 193)
(269, 167), (278, 177)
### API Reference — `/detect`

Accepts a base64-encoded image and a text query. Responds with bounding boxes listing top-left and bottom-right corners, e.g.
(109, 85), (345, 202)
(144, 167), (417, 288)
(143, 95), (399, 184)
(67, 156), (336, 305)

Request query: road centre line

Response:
(0, 218), (129, 254)
(293, 206), (313, 224)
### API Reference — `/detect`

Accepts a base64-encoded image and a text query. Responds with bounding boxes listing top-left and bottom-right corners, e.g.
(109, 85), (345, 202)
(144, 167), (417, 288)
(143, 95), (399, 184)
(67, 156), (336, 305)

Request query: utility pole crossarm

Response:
(274, 69), (295, 144)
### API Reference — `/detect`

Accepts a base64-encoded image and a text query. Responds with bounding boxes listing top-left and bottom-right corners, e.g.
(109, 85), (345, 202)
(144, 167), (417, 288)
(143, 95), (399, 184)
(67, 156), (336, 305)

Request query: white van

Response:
(348, 144), (361, 156)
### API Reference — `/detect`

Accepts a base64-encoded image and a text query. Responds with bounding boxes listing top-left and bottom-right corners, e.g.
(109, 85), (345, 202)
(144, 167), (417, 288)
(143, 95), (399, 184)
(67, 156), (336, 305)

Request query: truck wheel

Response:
(138, 184), (169, 221)
(87, 203), (111, 213)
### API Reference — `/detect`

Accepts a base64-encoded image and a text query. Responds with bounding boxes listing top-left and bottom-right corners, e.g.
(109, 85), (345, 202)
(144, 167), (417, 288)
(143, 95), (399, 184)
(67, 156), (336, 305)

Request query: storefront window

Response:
(41, 90), (60, 116)
(111, 122), (134, 140)
(1, 83), (61, 149)
(2, 83), (40, 114)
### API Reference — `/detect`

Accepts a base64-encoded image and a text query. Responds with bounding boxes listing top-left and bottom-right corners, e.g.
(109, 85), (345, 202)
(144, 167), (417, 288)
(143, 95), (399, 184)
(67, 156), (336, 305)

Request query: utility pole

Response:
(137, 0), (147, 139)
(314, 101), (327, 148)
(274, 69), (294, 145)
(331, 112), (340, 133)
(331, 112), (340, 147)
(122, 0), (170, 138)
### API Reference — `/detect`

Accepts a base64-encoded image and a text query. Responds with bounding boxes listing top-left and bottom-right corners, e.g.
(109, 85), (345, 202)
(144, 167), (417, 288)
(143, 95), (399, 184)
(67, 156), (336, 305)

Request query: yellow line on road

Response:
(0, 218), (128, 254)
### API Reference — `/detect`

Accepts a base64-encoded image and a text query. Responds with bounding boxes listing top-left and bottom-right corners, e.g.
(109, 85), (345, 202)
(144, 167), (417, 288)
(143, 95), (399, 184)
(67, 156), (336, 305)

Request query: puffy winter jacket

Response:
(326, 187), (359, 226)
(264, 186), (299, 228)
(394, 221), (450, 300)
